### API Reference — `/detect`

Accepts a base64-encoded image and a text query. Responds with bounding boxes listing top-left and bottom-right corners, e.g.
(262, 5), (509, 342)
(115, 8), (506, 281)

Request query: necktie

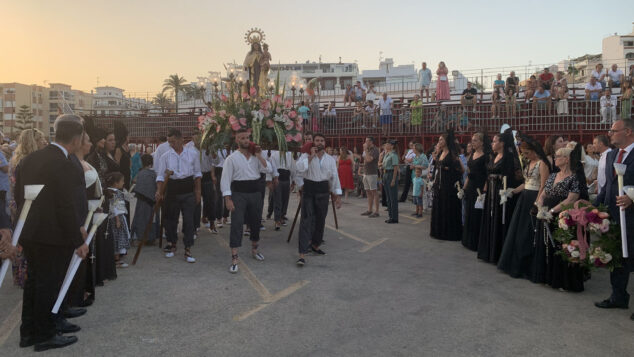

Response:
(617, 149), (626, 164)
(614, 149), (627, 177)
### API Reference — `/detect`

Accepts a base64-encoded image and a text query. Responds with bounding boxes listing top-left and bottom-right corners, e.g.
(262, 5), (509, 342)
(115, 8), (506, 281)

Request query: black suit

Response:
(16, 144), (83, 342)
(596, 148), (634, 305)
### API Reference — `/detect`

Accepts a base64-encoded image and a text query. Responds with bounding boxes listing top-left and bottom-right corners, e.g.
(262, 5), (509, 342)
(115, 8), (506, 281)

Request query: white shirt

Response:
(220, 151), (271, 197)
(270, 150), (296, 182)
(156, 147), (202, 182)
(600, 95), (617, 108)
(296, 153), (342, 195)
(591, 69), (606, 81)
(378, 96), (393, 116)
(153, 141), (170, 174)
(404, 149), (416, 163)
(597, 148), (612, 192)
(210, 149), (229, 168)
(585, 82), (602, 91)
(608, 69), (623, 82)
(51, 142), (69, 158)
(200, 151), (213, 173)
(265, 158), (277, 182)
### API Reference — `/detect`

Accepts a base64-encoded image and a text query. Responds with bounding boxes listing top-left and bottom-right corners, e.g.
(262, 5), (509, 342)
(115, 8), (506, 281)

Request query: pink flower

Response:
(565, 217), (575, 227)
(239, 117), (247, 126)
(250, 87), (257, 96)
(229, 115), (238, 125)
(198, 115), (205, 124)
(598, 211), (609, 219)
(586, 211), (601, 224)
(238, 108), (245, 115)
(288, 110), (297, 119)
(273, 95), (282, 104)
(284, 99), (292, 109)
(231, 122), (241, 131)
(276, 106), (282, 113)
(600, 219), (610, 233)
(219, 110), (227, 118)
(266, 119), (274, 128)
(292, 133), (302, 142)
(221, 94), (227, 102)
(285, 120), (294, 130)
(295, 122), (303, 131)
(242, 92), (249, 100)
(216, 125), (221, 133)
(285, 134), (293, 142)
(261, 99), (271, 110)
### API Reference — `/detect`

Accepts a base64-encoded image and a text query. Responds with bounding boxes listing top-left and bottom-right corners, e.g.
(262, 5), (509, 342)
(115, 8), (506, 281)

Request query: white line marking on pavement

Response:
(325, 224), (389, 253)
(215, 236), (272, 300)
(233, 280), (310, 322)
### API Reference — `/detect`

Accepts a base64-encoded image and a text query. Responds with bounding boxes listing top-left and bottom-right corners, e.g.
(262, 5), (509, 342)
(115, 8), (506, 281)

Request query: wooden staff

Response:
(331, 194), (339, 229)
(133, 171), (171, 265)
(287, 199), (301, 243)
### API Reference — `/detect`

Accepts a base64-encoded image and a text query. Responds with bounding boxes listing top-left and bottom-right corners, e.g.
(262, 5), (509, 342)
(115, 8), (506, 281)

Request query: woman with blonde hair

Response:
(8, 128), (47, 288)
(436, 62), (450, 101)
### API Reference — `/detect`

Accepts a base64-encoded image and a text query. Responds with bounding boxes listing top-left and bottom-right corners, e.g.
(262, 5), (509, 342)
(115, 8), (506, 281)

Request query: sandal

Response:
(229, 254), (239, 273)
(251, 244), (264, 261)
(184, 248), (196, 263)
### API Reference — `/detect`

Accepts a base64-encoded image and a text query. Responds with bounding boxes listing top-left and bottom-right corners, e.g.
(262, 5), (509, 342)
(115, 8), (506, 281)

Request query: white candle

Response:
(614, 163), (629, 258)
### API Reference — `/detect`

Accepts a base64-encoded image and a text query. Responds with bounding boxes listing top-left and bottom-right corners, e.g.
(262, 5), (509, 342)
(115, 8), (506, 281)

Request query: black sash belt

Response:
(304, 179), (329, 194)
(202, 172), (212, 182)
(167, 177), (194, 195)
(231, 180), (260, 193)
(278, 169), (291, 181)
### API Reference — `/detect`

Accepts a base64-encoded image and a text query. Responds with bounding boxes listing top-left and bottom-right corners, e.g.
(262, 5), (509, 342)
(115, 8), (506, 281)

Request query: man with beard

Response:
(295, 133), (342, 266)
(221, 129), (271, 273)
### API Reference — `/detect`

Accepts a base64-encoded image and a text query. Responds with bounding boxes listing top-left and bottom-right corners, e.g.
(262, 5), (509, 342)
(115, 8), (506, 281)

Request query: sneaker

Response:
(209, 227), (219, 234)
(216, 220), (223, 228)
(260, 225), (266, 231)
(116, 261), (129, 268)
(229, 264), (239, 274)
(165, 251), (175, 258)
(275, 222), (281, 231)
(204, 222), (211, 228)
(311, 246), (326, 255)
(296, 258), (305, 266)
(193, 234), (198, 240)
(252, 252), (265, 261)
(244, 230), (250, 236)
(361, 211), (372, 216)
(281, 220), (288, 226)
(225, 218), (231, 225)
(369, 213), (379, 218)
(185, 250), (196, 263)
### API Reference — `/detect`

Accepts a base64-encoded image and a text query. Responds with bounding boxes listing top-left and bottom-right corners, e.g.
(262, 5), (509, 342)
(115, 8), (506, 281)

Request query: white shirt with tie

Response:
(156, 147), (202, 182)
(597, 148), (612, 192)
(296, 153), (342, 195)
(220, 151), (271, 197)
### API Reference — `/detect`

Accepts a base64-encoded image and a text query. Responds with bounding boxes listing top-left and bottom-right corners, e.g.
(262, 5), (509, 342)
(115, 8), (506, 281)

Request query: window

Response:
(626, 53), (634, 59)
(624, 41), (634, 46)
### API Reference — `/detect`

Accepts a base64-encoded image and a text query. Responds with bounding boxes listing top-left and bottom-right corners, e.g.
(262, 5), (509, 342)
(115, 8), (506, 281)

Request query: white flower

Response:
(558, 219), (569, 230)
(571, 251), (580, 258)
(251, 110), (265, 122)
(274, 114), (285, 122)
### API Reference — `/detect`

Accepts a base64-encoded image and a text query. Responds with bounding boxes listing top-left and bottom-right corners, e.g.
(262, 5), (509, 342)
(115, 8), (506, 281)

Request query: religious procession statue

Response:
(243, 28), (270, 96)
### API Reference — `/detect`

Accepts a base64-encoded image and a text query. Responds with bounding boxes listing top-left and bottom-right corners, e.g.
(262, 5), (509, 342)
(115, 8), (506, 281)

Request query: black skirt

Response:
(497, 190), (538, 278)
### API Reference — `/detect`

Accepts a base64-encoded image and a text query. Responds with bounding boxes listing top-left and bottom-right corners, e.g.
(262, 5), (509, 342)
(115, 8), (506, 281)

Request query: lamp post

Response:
(299, 82), (305, 103)
(268, 79), (275, 95)
(210, 74), (220, 100)
(290, 72), (299, 108)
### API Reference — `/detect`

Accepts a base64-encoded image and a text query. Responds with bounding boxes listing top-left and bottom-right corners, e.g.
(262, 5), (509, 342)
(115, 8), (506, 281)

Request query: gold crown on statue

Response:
(244, 28), (265, 45)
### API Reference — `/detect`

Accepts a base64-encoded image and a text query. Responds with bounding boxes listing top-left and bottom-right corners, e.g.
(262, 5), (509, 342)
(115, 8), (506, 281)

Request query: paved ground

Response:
(1, 195), (634, 356)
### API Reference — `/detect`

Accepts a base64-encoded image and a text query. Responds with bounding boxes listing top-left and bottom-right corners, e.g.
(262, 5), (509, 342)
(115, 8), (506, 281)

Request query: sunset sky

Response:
(2, 0), (633, 96)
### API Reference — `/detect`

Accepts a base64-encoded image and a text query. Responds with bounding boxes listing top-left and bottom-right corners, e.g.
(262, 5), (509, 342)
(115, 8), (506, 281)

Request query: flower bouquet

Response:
(553, 200), (621, 270)
(198, 72), (303, 154)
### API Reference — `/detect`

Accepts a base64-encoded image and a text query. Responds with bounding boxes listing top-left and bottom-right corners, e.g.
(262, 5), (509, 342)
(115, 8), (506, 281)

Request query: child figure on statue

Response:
(412, 167), (424, 217)
(106, 172), (131, 268)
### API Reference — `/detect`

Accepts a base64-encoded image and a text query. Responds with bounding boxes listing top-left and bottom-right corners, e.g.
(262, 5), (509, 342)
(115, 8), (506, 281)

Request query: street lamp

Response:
(268, 79), (275, 94)
(210, 74), (220, 99)
(299, 82), (305, 103)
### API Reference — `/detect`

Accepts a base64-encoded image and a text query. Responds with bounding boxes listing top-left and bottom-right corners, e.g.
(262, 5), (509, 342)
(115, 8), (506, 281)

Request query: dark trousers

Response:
(165, 192), (195, 248)
(229, 191), (262, 248)
(610, 258), (633, 304)
(193, 203), (201, 230)
(274, 180), (291, 222)
(201, 177), (215, 221)
(298, 189), (329, 254)
(381, 181), (387, 206)
(267, 186), (275, 217)
(383, 171), (399, 221)
(20, 244), (73, 341)
(400, 166), (412, 201)
(214, 167), (229, 220)
(258, 176), (266, 219)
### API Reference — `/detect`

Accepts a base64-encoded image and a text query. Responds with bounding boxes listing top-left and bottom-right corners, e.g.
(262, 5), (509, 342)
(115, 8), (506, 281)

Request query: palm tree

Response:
(14, 105), (34, 137)
(162, 74), (187, 114)
(152, 93), (172, 113)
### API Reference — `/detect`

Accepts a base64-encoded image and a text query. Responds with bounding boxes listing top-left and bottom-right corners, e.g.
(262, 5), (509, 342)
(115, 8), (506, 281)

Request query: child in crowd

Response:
(106, 172), (131, 268)
(412, 167), (424, 217)
(131, 154), (157, 245)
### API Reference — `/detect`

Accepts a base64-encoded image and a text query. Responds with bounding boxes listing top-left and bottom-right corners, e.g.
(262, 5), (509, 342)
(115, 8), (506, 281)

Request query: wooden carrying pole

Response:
(287, 200), (301, 243)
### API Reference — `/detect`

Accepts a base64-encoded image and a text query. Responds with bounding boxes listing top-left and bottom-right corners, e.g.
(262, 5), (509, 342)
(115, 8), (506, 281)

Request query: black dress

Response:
(461, 153), (488, 250)
(86, 149), (119, 285)
(498, 161), (545, 278)
(118, 145), (131, 190)
(530, 173), (584, 291)
(477, 153), (522, 263)
(430, 153), (463, 241)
